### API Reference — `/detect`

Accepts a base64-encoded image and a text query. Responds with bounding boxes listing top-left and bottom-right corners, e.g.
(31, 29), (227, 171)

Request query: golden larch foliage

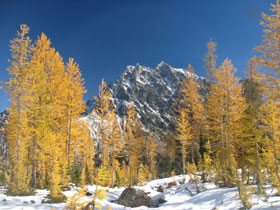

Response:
(175, 108), (193, 175)
(5, 24), (32, 193)
(123, 105), (145, 186)
(205, 59), (247, 187)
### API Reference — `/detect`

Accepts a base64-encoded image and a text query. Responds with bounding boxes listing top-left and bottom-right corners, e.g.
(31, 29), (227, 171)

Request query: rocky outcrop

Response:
(118, 187), (154, 208)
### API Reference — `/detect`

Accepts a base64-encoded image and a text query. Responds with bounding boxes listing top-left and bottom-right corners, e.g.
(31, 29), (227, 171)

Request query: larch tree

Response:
(48, 50), (68, 197)
(261, 93), (280, 192)
(203, 39), (218, 159)
(5, 24), (32, 194)
(62, 58), (87, 185)
(240, 57), (264, 192)
(108, 111), (122, 187)
(255, 0), (280, 193)
(175, 64), (204, 163)
(78, 120), (95, 185)
(25, 34), (50, 188)
(205, 59), (247, 187)
(203, 39), (217, 83)
(137, 163), (148, 186)
(92, 79), (113, 167)
(199, 139), (213, 182)
(4, 25), (88, 200)
(26, 33), (66, 200)
(175, 108), (193, 175)
(123, 104), (144, 186)
(65, 58), (87, 165)
(145, 133), (158, 180)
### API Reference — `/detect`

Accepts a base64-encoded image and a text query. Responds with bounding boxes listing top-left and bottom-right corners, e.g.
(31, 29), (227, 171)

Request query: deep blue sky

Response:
(0, 0), (274, 111)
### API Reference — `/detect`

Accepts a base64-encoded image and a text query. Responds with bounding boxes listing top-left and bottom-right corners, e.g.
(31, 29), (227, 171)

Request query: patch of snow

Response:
(170, 67), (186, 75)
(163, 76), (176, 94)
(124, 77), (134, 91)
(1, 175), (280, 209)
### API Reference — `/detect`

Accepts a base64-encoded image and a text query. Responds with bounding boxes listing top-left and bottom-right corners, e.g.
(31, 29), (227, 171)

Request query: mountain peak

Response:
(94, 62), (206, 137)
(156, 61), (169, 69)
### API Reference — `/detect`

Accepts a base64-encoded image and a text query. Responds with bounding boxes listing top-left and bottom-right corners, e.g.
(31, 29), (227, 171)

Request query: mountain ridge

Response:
(86, 61), (207, 138)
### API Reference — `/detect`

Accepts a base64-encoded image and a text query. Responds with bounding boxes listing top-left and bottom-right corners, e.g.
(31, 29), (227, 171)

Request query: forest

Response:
(2, 1), (280, 210)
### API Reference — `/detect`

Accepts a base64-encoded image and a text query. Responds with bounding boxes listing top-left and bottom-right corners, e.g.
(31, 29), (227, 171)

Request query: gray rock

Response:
(118, 187), (154, 208)
(157, 186), (166, 193)
(152, 194), (167, 207)
(85, 191), (93, 196)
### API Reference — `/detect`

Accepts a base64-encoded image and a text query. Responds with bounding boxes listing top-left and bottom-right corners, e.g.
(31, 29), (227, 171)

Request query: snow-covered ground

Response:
(1, 175), (280, 210)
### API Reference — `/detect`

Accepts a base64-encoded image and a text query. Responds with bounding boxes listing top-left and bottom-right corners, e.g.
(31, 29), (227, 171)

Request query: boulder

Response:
(85, 191), (93, 196)
(157, 186), (166, 192)
(152, 194), (167, 207)
(118, 187), (154, 208)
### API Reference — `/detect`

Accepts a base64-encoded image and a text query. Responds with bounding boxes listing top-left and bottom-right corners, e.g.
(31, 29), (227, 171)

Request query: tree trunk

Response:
(255, 137), (261, 192)
(67, 114), (72, 166)
(16, 97), (21, 165)
(182, 143), (186, 174)
(32, 136), (37, 187)
(112, 150), (115, 187)
(273, 132), (280, 181)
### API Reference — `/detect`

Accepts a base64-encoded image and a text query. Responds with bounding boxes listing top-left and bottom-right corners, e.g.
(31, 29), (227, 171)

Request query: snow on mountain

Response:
(86, 61), (207, 138)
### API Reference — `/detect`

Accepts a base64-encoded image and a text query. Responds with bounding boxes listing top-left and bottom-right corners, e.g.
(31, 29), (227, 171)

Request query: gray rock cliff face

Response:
(87, 61), (207, 138)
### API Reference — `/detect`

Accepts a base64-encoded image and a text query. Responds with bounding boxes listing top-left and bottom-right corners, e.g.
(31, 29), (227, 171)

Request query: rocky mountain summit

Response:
(87, 61), (207, 138)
